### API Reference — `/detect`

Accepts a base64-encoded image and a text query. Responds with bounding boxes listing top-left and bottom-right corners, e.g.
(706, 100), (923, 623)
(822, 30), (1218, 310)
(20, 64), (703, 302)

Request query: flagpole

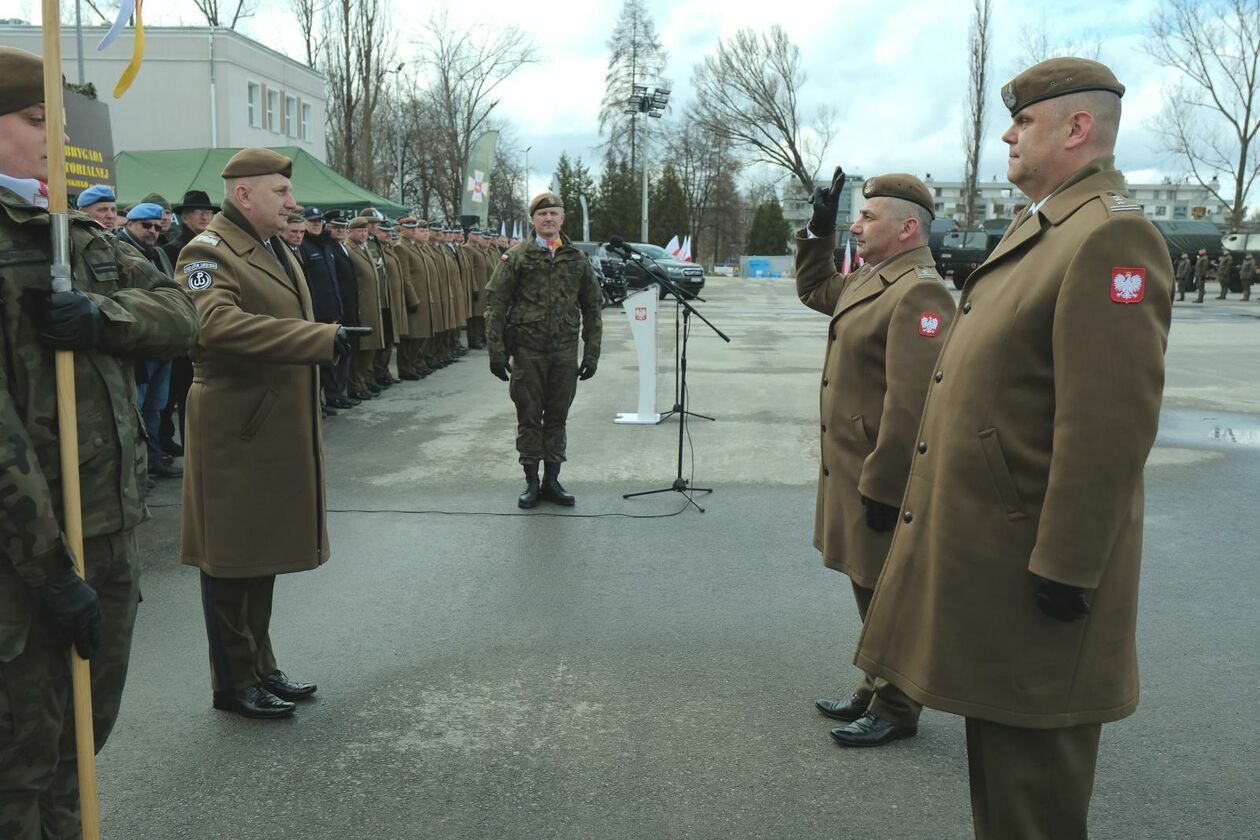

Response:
(42, 1), (102, 838)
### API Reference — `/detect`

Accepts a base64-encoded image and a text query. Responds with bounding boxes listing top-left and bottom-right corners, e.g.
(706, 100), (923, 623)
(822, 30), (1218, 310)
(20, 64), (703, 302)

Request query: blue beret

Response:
(126, 202), (164, 221)
(76, 184), (116, 207)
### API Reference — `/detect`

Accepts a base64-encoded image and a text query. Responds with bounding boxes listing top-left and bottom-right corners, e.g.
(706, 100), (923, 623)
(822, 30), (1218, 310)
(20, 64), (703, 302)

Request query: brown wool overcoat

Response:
(176, 209), (339, 578)
(400, 242), (434, 339)
(442, 245), (468, 325)
(463, 243), (489, 317)
(426, 244), (454, 331)
(379, 241), (410, 340)
(796, 237), (955, 588)
(855, 157), (1173, 728)
(348, 243), (385, 352)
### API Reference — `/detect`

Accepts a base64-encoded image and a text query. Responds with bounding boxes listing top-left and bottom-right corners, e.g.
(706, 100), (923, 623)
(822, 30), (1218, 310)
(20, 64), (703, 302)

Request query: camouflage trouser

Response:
(509, 344), (579, 465)
(0, 530), (140, 840)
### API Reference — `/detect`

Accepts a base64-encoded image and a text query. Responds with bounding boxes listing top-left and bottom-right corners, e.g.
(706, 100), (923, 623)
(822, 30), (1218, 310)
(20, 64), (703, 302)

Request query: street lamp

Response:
(624, 80), (671, 241)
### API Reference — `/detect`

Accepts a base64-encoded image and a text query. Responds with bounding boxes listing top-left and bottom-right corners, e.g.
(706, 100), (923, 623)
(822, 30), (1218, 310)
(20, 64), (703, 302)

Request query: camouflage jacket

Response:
(1, 187), (198, 657)
(485, 235), (602, 362)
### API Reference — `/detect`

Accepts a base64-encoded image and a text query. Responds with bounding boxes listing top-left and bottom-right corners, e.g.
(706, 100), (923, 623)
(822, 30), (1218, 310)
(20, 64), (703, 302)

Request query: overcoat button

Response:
(823, 467), (830, 477)
(902, 510), (913, 523)
(918, 441), (927, 454)
(822, 378), (829, 386)
(934, 370), (944, 382)
(962, 302), (972, 313)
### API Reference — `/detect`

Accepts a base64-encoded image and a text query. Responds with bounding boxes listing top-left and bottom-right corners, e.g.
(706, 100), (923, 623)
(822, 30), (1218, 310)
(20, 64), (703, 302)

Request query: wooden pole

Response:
(41, 2), (102, 838)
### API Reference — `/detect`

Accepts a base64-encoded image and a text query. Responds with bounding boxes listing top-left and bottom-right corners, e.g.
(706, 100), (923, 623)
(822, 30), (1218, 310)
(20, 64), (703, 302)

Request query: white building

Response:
(0, 24), (327, 161)
(784, 172), (1230, 228)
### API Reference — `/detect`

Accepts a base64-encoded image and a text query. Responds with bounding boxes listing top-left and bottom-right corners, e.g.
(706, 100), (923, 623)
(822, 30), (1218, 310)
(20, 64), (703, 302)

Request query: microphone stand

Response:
(611, 243), (730, 513)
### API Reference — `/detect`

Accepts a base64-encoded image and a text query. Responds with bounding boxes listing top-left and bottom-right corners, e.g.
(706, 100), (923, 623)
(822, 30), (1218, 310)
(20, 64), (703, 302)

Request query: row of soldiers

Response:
(1174, 249), (1257, 302)
(278, 207), (511, 410)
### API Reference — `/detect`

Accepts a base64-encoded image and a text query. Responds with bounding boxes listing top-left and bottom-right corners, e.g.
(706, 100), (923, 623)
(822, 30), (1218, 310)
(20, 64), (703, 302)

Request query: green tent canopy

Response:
(114, 146), (406, 216)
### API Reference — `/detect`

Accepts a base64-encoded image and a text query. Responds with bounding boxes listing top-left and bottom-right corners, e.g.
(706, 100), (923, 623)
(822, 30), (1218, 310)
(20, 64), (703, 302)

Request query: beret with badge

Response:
(0, 47), (46, 117)
(1001, 57), (1125, 116)
(220, 147), (293, 179)
(862, 173), (935, 219)
(529, 192), (563, 215)
(348, 217), (370, 230)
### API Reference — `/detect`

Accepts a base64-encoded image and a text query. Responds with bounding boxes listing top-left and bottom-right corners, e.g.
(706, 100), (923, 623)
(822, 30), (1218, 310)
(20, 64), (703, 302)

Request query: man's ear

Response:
(1064, 110), (1095, 151)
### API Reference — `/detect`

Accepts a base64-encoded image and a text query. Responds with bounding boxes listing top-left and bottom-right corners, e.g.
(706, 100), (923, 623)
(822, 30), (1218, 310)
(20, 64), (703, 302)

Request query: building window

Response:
(1173, 204), (1188, 220)
(1154, 206), (1168, 217)
(266, 90), (279, 133)
(300, 103), (311, 141)
(934, 187), (942, 197)
(284, 95), (297, 137)
(247, 82), (261, 128)
(935, 202), (944, 212)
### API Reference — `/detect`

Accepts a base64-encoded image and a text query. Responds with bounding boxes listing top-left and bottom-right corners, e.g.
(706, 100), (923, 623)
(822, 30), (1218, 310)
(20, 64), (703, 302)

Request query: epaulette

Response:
(192, 232), (222, 247)
(915, 264), (940, 280)
(1102, 191), (1142, 214)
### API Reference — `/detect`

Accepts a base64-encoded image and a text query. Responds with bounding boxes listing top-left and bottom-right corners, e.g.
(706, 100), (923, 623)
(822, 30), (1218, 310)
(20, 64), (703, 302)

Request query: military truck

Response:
(1220, 231), (1260, 292)
(938, 228), (999, 289)
(1151, 220), (1224, 292)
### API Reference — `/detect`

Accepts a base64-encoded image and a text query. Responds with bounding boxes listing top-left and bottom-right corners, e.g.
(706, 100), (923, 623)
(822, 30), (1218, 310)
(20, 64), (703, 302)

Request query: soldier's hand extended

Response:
(862, 496), (899, 532)
(334, 326), (353, 356)
(578, 359), (597, 381)
(1033, 575), (1092, 622)
(490, 358), (511, 381)
(808, 165), (846, 236)
(26, 288), (103, 351)
(39, 570), (102, 660)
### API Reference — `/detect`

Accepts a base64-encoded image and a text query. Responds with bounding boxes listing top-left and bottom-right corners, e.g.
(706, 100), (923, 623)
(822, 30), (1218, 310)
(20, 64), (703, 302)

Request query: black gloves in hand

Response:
(808, 165), (847, 236)
(1034, 575), (1092, 622)
(39, 571), (102, 660)
(334, 325), (373, 355)
(862, 496), (899, 532)
(27, 288), (103, 351)
(578, 359), (597, 381)
(490, 358), (511, 381)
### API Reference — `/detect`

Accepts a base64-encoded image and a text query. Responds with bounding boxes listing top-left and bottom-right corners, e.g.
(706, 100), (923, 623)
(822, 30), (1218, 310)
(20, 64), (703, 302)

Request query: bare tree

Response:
(962, 0), (993, 227)
(1014, 14), (1102, 66)
(320, 0), (395, 188)
(664, 115), (741, 265)
(414, 13), (535, 219)
(191, 0), (255, 28)
(598, 0), (668, 170)
(291, 0), (323, 68)
(691, 26), (832, 195)
(1150, 0), (1260, 230)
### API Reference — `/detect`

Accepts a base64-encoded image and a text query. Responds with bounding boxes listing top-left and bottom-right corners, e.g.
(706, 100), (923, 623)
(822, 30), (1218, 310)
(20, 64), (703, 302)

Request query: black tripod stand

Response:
(623, 272), (730, 512)
(657, 290), (716, 425)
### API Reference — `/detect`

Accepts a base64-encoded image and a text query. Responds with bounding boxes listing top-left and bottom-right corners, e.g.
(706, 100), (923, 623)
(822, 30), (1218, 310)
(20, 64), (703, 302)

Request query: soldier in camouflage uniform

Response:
(1241, 253), (1255, 301)
(485, 192), (602, 508)
(1174, 252), (1190, 302)
(1194, 249), (1209, 303)
(1215, 249), (1234, 299)
(0, 46), (199, 839)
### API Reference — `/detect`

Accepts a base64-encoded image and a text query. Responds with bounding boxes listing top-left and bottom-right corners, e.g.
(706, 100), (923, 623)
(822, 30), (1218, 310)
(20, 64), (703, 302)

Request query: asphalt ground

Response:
(97, 277), (1260, 839)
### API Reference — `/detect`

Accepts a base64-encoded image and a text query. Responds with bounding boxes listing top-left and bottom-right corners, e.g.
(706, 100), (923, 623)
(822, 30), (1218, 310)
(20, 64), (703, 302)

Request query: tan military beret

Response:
(1001, 57), (1125, 116)
(141, 192), (172, 211)
(358, 207), (384, 221)
(862, 173), (935, 219)
(348, 217), (369, 230)
(0, 47), (46, 117)
(220, 147), (293, 179)
(286, 212), (305, 224)
(529, 192), (563, 215)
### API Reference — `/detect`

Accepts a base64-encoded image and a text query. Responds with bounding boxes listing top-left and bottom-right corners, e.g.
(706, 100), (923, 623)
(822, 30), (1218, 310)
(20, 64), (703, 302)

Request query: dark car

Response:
(623, 242), (706, 299)
(572, 241), (628, 307)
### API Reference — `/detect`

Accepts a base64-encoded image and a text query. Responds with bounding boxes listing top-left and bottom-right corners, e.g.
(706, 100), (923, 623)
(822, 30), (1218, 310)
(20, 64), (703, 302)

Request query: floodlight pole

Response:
(626, 83), (670, 243)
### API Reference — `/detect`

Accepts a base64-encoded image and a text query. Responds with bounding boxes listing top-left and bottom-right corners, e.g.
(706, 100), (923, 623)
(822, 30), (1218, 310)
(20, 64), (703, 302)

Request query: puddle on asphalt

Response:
(1157, 408), (1260, 450)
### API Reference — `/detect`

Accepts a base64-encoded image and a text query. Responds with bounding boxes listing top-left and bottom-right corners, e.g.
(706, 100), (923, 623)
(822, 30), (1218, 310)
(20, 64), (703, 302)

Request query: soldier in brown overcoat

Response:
(346, 217), (384, 399)
(796, 171), (955, 748)
(177, 148), (350, 720)
(396, 217), (435, 378)
(854, 59), (1172, 839)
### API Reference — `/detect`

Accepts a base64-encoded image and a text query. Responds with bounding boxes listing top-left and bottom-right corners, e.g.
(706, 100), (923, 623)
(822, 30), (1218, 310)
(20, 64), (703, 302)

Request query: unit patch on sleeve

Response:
(182, 261), (219, 274)
(1110, 267), (1146, 303)
(187, 270), (214, 291)
(918, 312), (942, 337)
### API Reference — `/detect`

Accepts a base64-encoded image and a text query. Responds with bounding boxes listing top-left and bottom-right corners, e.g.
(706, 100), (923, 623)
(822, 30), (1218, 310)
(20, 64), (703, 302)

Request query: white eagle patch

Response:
(918, 312), (941, 337)
(1110, 267), (1146, 304)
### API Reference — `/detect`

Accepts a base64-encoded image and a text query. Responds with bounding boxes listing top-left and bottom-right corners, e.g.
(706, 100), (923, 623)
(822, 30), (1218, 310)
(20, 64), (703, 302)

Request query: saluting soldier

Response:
(1215, 249), (1234, 299)
(177, 148), (358, 719)
(1241, 252), (1255, 301)
(1194, 248), (1209, 302)
(485, 192), (602, 508)
(345, 217), (385, 399)
(854, 59), (1172, 839)
(1173, 252), (1190, 302)
(0, 46), (199, 836)
(796, 170), (955, 748)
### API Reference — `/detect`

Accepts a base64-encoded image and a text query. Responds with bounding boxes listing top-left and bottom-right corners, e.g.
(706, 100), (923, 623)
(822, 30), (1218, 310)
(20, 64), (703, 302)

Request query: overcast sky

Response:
(8, 0), (1216, 195)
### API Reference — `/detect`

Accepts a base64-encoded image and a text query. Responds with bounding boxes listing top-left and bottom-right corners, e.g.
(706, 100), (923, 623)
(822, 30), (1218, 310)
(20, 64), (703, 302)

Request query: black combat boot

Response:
(541, 462), (575, 506)
(518, 463), (541, 509)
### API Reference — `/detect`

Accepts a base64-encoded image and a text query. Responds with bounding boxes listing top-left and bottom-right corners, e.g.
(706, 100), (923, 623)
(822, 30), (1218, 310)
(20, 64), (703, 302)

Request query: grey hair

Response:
(1052, 90), (1121, 152)
(884, 196), (932, 244)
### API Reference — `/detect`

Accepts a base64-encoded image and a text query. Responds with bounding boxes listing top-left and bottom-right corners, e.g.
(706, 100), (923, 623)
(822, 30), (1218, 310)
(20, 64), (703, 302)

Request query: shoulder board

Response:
(1102, 191), (1142, 213)
(916, 265), (939, 280)
(194, 233), (222, 246)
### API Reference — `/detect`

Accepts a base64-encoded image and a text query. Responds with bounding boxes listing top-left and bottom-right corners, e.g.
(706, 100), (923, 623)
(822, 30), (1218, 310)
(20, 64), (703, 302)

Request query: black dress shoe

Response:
(541, 476), (575, 506)
(261, 669), (317, 701)
(400, 373), (421, 381)
(322, 406), (338, 417)
(331, 398), (355, 409)
(160, 439), (184, 457)
(365, 383), (382, 394)
(149, 460), (183, 479)
(815, 693), (870, 722)
(213, 685), (296, 719)
(830, 712), (917, 748)
(518, 479), (541, 509)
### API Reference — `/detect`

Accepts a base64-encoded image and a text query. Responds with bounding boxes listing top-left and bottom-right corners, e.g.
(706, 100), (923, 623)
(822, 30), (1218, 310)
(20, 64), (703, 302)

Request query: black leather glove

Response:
(39, 571), (102, 660)
(808, 165), (846, 236)
(862, 496), (899, 532)
(578, 359), (597, 381)
(490, 358), (511, 381)
(334, 325), (373, 355)
(1033, 575), (1092, 622)
(27, 288), (103, 351)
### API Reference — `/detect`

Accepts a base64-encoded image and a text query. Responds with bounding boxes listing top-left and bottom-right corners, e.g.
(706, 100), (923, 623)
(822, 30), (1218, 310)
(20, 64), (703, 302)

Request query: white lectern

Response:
(613, 286), (661, 424)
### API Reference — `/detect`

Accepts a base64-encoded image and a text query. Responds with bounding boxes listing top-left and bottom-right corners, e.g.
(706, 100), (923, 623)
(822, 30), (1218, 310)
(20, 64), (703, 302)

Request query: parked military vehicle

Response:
(938, 228), (1000, 289)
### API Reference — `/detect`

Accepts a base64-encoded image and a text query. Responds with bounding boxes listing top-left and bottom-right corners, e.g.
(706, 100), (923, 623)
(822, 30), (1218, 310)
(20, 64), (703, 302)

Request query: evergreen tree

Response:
(649, 164), (689, 248)
(598, 0), (668, 170)
(746, 198), (791, 256)
(591, 154), (639, 242)
(554, 153), (598, 241)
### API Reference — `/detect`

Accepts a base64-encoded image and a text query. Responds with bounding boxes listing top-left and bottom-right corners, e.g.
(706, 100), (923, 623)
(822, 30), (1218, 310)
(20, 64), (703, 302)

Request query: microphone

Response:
(606, 234), (631, 256)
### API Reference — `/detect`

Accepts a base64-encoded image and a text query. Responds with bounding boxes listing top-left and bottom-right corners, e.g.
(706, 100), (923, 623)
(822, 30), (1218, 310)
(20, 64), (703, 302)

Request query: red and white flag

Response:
(841, 237), (852, 274)
(665, 235), (681, 257)
(680, 235), (692, 262)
